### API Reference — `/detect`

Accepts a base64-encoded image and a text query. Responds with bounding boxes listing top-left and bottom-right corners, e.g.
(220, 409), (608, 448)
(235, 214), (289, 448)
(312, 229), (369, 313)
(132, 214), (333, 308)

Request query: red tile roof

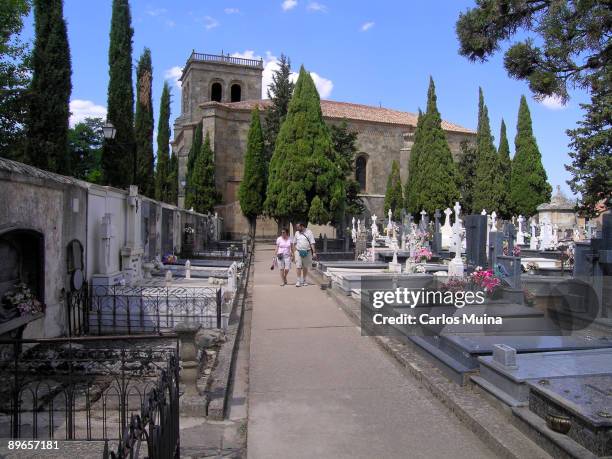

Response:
(202, 99), (474, 134)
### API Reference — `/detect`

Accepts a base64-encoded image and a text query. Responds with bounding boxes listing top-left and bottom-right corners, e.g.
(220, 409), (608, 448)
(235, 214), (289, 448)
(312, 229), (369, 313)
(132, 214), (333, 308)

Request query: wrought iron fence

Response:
(67, 283), (88, 337)
(88, 285), (222, 335)
(0, 335), (179, 452)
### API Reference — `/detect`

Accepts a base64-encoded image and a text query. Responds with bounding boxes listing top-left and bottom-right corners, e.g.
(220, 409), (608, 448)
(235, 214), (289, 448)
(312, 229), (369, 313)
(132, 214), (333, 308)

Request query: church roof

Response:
(537, 185), (576, 211)
(205, 99), (475, 134)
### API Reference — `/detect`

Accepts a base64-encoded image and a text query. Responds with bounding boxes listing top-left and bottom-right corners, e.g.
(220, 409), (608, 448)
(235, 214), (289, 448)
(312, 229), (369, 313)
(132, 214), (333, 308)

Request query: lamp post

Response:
(102, 120), (136, 186)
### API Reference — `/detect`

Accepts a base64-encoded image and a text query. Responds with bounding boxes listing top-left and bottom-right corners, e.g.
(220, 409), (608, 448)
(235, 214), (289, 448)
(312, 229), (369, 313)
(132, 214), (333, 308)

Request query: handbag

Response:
(277, 253), (284, 260)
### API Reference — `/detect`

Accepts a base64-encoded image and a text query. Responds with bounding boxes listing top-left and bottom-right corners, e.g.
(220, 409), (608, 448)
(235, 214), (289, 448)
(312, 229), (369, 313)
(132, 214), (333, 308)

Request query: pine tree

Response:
(264, 67), (345, 227)
(135, 48), (154, 197)
(238, 107), (267, 235)
(155, 81), (171, 202)
(404, 110), (424, 214)
(457, 140), (477, 214)
(167, 152), (178, 205)
(497, 118), (512, 218)
(473, 88), (505, 214)
(189, 131), (220, 213)
(102, 0), (134, 188)
(412, 78), (459, 214)
(510, 96), (552, 216)
(25, 0), (72, 174)
(384, 160), (403, 215)
(263, 54), (294, 161)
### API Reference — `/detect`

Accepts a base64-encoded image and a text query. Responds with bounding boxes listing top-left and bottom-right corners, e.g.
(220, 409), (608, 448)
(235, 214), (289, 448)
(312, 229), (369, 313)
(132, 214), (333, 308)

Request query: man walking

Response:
(293, 222), (316, 287)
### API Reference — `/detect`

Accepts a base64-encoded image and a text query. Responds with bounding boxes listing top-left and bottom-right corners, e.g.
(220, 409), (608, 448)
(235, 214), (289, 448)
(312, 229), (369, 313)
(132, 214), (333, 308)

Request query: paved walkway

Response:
(247, 245), (496, 459)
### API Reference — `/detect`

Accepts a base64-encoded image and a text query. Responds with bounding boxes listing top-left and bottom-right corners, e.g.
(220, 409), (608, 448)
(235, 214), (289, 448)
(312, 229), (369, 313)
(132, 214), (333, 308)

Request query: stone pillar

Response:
(175, 322), (201, 396)
(120, 186), (144, 285)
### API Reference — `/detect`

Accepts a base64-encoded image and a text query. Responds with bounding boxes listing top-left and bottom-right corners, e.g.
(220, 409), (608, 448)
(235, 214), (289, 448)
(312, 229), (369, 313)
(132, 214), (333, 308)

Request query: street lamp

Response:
(102, 120), (136, 185)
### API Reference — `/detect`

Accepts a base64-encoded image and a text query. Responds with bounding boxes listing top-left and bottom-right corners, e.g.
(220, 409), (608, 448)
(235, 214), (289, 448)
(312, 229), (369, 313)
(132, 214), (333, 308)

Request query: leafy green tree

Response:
(25, 0), (72, 174)
(263, 54), (294, 162)
(68, 117), (104, 183)
(473, 88), (505, 214)
(264, 67), (345, 227)
(456, 0), (609, 103)
(330, 120), (364, 217)
(0, 0), (31, 160)
(411, 78), (460, 214)
(187, 131), (220, 213)
(384, 160), (403, 215)
(185, 122), (202, 191)
(155, 81), (171, 202)
(510, 96), (552, 216)
(102, 0), (134, 188)
(134, 48), (154, 197)
(167, 151), (178, 205)
(497, 118), (512, 218)
(565, 70), (611, 215)
(239, 107), (267, 235)
(308, 195), (330, 225)
(457, 139), (477, 214)
(404, 110), (424, 214)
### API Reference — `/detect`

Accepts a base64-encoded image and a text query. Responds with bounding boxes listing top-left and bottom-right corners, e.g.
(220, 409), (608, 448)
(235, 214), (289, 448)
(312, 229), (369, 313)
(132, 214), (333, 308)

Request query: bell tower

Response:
(178, 51), (264, 123)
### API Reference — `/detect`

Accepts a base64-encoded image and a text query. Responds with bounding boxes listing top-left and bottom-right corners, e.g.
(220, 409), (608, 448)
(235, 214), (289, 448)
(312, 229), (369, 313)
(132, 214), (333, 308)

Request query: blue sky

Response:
(22, 0), (591, 197)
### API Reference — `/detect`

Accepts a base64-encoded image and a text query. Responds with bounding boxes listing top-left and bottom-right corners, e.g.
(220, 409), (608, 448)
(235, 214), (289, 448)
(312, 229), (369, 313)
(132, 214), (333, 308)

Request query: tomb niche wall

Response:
(0, 164), (87, 339)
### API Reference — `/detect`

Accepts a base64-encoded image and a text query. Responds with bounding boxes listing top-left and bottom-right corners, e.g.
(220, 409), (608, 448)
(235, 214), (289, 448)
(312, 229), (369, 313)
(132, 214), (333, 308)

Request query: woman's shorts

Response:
(277, 255), (291, 270)
(294, 250), (312, 269)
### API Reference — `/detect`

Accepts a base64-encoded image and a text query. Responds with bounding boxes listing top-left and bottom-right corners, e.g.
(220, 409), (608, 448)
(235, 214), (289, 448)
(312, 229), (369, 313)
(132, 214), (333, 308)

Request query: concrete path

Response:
(247, 245), (496, 459)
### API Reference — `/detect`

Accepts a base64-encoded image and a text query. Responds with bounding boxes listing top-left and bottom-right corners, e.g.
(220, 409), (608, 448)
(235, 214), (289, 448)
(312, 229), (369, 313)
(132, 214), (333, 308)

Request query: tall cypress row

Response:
(102, 0), (134, 188)
(155, 81), (171, 202)
(26, 0), (72, 174)
(189, 132), (220, 213)
(185, 123), (203, 209)
(472, 88), (505, 213)
(404, 110), (424, 214)
(135, 48), (154, 197)
(167, 152), (178, 205)
(384, 160), (403, 215)
(510, 96), (552, 216)
(497, 119), (512, 218)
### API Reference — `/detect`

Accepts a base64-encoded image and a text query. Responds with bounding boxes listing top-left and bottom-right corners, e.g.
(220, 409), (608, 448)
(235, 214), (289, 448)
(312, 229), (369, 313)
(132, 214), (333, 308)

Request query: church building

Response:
(172, 52), (475, 238)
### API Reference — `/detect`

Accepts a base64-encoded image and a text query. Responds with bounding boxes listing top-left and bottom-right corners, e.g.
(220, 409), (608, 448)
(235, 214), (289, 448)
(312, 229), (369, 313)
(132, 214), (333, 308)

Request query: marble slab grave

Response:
(528, 374), (612, 456)
(475, 348), (612, 406)
(317, 261), (389, 272)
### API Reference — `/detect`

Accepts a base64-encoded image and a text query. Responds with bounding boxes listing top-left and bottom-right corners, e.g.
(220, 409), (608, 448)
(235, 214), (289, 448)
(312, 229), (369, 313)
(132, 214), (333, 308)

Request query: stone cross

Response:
(530, 220), (538, 250)
(490, 211), (498, 232)
(448, 202), (464, 278)
(441, 207), (453, 250)
(517, 215), (525, 245)
(481, 209), (487, 216)
(552, 224), (559, 246)
(351, 217), (357, 243)
(371, 214), (379, 248)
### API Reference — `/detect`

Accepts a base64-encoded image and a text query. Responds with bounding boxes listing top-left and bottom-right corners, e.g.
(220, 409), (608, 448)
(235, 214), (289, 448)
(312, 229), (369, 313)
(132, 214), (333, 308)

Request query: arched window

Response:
(355, 156), (367, 191)
(230, 84), (242, 102)
(211, 82), (222, 102)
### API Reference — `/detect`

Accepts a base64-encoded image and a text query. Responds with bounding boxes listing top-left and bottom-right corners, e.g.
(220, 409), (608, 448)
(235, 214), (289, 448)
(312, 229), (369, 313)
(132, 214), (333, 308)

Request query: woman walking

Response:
(275, 228), (293, 286)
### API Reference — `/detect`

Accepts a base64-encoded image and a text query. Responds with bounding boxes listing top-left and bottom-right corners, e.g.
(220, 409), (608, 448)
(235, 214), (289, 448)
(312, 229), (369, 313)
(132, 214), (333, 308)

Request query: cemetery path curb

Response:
(314, 272), (553, 459)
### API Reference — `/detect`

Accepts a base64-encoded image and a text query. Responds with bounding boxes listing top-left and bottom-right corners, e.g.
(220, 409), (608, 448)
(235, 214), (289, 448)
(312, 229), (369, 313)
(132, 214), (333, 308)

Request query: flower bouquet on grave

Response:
(3, 283), (44, 317)
(162, 253), (178, 264)
(470, 267), (501, 296)
(414, 247), (432, 264)
(525, 261), (538, 274)
(502, 241), (521, 257)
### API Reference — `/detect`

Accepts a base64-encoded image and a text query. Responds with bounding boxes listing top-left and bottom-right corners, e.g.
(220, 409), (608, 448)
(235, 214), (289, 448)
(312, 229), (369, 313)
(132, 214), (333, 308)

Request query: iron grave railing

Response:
(88, 285), (222, 335)
(0, 335), (179, 451)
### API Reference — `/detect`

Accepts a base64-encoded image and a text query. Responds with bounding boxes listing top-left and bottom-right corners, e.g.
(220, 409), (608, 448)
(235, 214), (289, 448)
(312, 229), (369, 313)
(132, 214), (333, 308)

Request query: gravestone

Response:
(432, 209), (442, 255)
(464, 214), (487, 268)
(516, 215), (525, 245)
(419, 210), (428, 232)
(448, 202), (465, 278)
(530, 220), (538, 250)
(441, 208), (452, 249)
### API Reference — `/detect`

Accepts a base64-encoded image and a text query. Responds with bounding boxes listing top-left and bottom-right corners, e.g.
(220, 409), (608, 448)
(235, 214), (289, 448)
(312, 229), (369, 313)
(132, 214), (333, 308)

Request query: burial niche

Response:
(230, 83), (242, 102)
(211, 82), (223, 102)
(0, 229), (44, 322)
(356, 155), (367, 191)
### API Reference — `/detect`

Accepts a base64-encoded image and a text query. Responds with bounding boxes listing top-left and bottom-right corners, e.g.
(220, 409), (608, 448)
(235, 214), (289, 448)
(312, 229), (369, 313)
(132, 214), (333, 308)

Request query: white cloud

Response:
(166, 19), (176, 27)
(307, 2), (327, 12)
(70, 100), (107, 127)
(224, 7), (240, 14)
(164, 66), (183, 88)
(146, 7), (167, 17)
(232, 50), (333, 99)
(361, 21), (375, 31)
(203, 16), (219, 30)
(282, 0), (298, 11)
(539, 95), (567, 110)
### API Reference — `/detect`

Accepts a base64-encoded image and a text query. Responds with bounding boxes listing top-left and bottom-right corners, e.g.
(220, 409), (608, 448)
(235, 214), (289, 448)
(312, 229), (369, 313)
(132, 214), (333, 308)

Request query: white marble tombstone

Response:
(530, 221), (538, 250)
(490, 211), (498, 232)
(351, 217), (357, 243)
(441, 208), (453, 250)
(185, 260), (191, 280)
(387, 209), (393, 236)
(552, 223), (559, 246)
(517, 215), (525, 245)
(448, 202), (464, 278)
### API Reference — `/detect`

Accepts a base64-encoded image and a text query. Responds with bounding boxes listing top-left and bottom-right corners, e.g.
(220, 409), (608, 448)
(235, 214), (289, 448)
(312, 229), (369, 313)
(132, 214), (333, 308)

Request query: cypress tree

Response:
(188, 131), (220, 213)
(185, 122), (203, 197)
(25, 0), (72, 174)
(473, 88), (505, 213)
(497, 118), (512, 218)
(384, 160), (403, 215)
(413, 77), (459, 214)
(102, 0), (134, 188)
(264, 66), (345, 227)
(167, 152), (178, 205)
(135, 48), (154, 197)
(510, 96), (552, 216)
(263, 54), (294, 161)
(404, 110), (424, 214)
(457, 140), (477, 214)
(238, 107), (267, 235)
(308, 195), (330, 225)
(155, 81), (171, 202)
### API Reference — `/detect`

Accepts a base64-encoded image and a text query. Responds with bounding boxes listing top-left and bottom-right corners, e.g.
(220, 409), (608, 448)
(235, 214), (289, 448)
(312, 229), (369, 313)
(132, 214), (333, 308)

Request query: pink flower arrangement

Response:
(162, 253), (178, 264)
(470, 267), (501, 294)
(503, 242), (521, 257)
(414, 247), (432, 263)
